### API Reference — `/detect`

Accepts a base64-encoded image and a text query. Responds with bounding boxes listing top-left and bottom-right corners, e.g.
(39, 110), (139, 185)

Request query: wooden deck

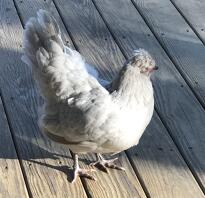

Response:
(0, 0), (205, 197)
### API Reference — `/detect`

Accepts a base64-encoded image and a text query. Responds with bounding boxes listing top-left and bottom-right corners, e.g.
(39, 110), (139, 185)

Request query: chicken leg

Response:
(72, 154), (96, 183)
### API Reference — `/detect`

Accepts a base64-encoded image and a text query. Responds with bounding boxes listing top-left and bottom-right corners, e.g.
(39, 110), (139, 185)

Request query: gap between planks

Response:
(169, 0), (205, 46)
(0, 94), (30, 197)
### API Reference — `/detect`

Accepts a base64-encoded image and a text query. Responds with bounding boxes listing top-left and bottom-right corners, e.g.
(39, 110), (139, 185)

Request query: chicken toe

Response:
(90, 153), (125, 173)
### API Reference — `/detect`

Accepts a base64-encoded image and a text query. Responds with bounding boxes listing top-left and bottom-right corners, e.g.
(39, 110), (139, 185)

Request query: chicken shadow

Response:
(28, 159), (75, 183)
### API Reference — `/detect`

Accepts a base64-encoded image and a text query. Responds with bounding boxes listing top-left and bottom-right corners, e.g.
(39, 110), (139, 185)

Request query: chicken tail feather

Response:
(22, 9), (66, 100)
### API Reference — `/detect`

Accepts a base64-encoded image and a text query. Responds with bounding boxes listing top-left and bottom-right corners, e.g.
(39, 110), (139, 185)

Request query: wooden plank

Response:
(91, 0), (205, 195)
(170, 0), (205, 45)
(0, 97), (29, 197)
(12, 0), (146, 197)
(131, 0), (205, 108)
(0, 1), (87, 197)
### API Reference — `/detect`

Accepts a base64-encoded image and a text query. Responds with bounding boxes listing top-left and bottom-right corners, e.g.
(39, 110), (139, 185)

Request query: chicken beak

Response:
(146, 66), (159, 73)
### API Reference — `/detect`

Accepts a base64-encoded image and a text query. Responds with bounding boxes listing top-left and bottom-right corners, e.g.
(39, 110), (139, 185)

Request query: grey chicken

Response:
(22, 10), (158, 183)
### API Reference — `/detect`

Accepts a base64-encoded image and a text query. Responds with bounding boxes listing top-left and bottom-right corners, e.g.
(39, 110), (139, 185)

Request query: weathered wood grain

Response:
(92, 0), (205, 195)
(0, 0), (87, 197)
(131, 0), (205, 108)
(0, 97), (29, 198)
(12, 0), (146, 197)
(170, 0), (205, 45)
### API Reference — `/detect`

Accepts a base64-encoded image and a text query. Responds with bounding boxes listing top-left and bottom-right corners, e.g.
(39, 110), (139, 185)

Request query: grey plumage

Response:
(22, 9), (157, 181)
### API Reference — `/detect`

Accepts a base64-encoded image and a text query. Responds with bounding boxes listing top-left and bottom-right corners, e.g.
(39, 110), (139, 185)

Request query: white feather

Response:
(22, 9), (155, 155)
